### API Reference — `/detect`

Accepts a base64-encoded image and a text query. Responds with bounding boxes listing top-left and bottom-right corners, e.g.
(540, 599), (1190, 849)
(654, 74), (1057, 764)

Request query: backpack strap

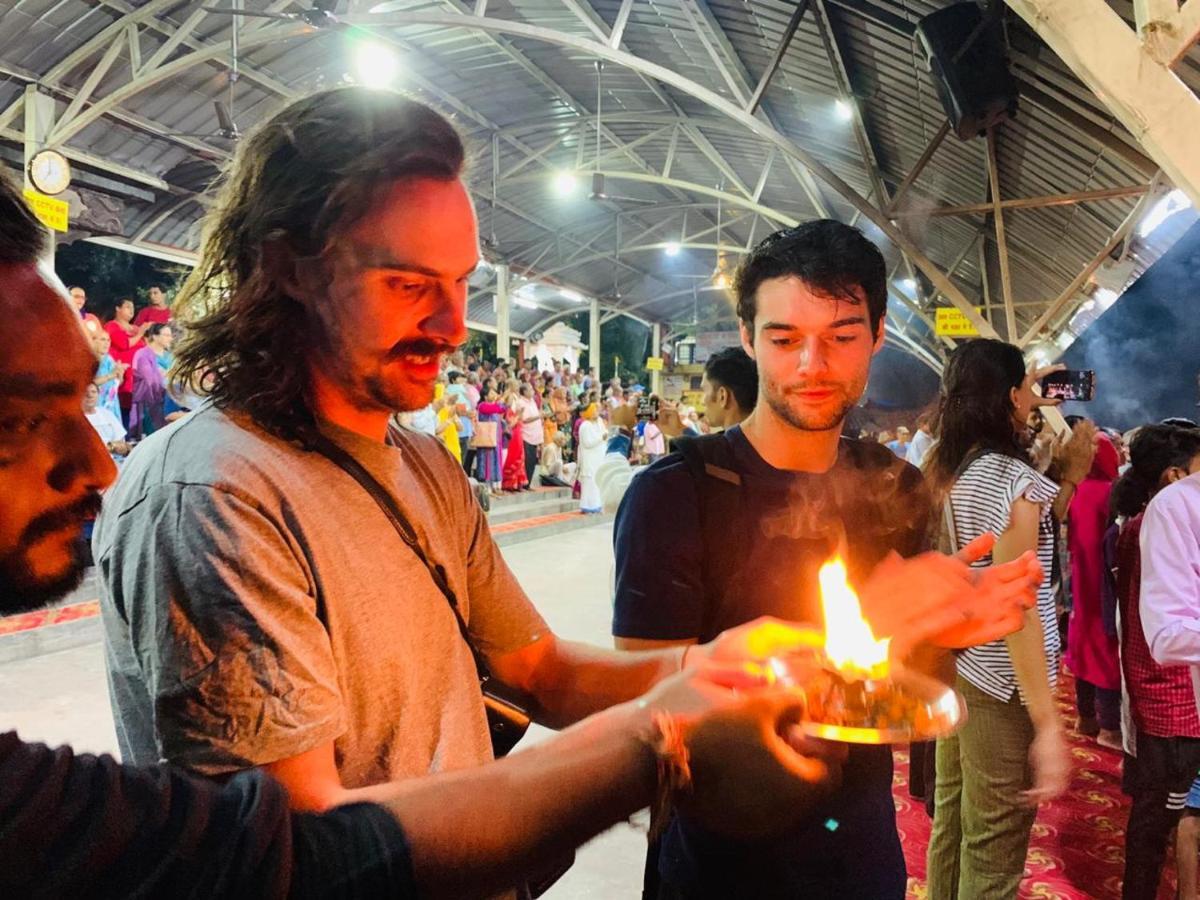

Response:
(675, 434), (745, 642)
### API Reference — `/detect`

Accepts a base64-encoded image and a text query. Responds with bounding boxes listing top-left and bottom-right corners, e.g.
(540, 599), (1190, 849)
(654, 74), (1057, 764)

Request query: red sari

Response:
(501, 409), (527, 490)
(104, 320), (143, 405)
(1065, 435), (1122, 690)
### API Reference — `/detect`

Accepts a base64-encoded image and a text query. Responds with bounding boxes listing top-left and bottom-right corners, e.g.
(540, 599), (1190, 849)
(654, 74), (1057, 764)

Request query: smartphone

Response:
(636, 396), (660, 421)
(1040, 369), (1095, 402)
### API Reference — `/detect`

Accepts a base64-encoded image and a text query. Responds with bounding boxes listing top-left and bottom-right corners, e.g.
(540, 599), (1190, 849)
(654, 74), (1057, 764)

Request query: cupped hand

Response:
(858, 540), (1041, 661)
(672, 676), (846, 840)
(656, 401), (685, 439)
(1054, 419), (1098, 484)
(697, 617), (824, 667)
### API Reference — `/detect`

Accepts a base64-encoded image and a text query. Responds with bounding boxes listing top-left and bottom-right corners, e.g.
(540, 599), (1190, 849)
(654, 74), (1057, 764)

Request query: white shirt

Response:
(521, 397), (544, 446)
(1139, 474), (1200, 687)
(86, 407), (127, 445)
(905, 429), (934, 469)
(950, 453), (1060, 702)
(408, 405), (437, 436)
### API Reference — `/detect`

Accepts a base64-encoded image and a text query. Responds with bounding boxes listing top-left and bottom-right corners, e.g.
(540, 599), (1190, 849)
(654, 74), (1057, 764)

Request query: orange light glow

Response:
(819, 557), (890, 681)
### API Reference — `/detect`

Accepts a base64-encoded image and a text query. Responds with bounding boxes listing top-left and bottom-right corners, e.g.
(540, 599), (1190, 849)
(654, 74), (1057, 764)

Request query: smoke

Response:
(1059, 219), (1200, 430)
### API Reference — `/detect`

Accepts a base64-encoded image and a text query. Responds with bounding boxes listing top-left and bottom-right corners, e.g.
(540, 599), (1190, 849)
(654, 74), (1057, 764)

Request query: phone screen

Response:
(1040, 369), (1095, 402)
(636, 397), (660, 421)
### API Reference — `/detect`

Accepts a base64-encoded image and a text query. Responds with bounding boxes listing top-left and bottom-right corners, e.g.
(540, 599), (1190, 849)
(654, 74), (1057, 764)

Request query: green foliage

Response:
(562, 311), (650, 384)
(54, 241), (186, 319)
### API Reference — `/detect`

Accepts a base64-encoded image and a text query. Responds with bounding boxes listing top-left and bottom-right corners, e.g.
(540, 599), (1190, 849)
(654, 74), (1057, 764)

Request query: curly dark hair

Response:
(1110, 424), (1200, 518)
(733, 219), (887, 336)
(925, 338), (1028, 491)
(172, 87), (465, 442)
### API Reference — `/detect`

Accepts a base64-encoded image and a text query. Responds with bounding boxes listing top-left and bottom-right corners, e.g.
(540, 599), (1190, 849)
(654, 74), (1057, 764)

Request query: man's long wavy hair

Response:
(172, 87), (465, 442)
(924, 338), (1029, 494)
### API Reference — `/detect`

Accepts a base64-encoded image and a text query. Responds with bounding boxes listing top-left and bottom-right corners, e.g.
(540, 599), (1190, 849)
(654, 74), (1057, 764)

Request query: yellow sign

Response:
(645, 356), (664, 371)
(23, 188), (69, 233)
(935, 306), (983, 337)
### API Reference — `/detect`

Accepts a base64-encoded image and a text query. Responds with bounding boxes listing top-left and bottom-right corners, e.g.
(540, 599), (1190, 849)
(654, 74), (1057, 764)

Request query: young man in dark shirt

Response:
(614, 221), (1042, 899)
(0, 168), (962, 899)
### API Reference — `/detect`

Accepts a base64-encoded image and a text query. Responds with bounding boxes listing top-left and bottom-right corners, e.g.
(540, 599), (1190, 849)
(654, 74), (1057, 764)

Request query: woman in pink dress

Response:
(1065, 433), (1123, 748)
(500, 391), (528, 491)
(103, 298), (148, 424)
(474, 388), (506, 492)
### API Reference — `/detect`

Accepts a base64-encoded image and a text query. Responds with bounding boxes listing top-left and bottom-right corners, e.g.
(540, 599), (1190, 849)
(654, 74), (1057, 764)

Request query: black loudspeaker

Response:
(916, 3), (1019, 140)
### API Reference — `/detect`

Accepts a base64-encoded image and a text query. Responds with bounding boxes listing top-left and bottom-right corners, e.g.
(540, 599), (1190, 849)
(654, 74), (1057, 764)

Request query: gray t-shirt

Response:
(94, 404), (547, 785)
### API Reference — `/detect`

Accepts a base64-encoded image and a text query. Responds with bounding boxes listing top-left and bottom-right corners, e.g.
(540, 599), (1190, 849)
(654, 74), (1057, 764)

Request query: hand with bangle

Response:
(633, 643), (847, 841)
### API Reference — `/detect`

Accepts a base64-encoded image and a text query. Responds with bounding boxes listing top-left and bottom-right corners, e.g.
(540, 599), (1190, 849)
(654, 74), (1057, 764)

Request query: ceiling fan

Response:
(587, 62), (655, 210)
(202, 0), (342, 29)
(164, 100), (241, 142)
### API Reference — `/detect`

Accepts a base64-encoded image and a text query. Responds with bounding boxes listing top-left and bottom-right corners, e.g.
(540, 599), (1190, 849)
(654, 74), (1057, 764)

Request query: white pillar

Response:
(23, 86), (57, 263)
(495, 263), (510, 363)
(589, 296), (601, 377)
(650, 322), (662, 395)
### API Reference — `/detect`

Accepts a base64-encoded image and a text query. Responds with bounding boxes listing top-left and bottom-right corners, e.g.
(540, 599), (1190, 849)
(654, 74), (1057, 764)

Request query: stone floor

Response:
(0, 520), (644, 899)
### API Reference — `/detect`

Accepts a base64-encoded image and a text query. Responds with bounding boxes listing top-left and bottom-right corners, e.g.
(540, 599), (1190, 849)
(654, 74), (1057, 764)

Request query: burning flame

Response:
(819, 557), (890, 681)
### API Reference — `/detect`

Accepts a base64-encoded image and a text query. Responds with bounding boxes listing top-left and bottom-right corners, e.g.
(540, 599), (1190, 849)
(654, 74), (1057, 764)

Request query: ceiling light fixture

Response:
(665, 242), (681, 257)
(553, 171), (578, 198)
(835, 99), (854, 121)
(353, 40), (400, 89)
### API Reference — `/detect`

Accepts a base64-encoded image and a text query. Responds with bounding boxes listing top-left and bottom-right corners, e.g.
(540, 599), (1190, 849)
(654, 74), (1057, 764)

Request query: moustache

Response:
(21, 492), (104, 546)
(388, 339), (458, 359)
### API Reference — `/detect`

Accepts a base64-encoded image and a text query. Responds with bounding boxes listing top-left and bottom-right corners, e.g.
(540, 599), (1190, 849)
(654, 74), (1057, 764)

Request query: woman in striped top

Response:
(924, 339), (1085, 899)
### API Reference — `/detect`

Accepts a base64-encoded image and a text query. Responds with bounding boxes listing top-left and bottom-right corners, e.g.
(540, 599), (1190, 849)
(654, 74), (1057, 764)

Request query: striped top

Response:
(950, 452), (1060, 703)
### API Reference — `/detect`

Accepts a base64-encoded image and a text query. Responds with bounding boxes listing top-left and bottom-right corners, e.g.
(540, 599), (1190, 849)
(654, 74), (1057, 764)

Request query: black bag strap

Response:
(674, 434), (745, 642)
(307, 433), (488, 675)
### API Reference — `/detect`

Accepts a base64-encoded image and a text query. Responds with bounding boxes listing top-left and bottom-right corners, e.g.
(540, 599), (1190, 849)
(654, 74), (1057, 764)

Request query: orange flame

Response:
(819, 557), (890, 681)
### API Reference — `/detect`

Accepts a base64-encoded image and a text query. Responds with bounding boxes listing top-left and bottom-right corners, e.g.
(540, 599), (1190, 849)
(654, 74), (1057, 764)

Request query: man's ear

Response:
(717, 386), (732, 411)
(739, 320), (755, 359)
(262, 238), (318, 310)
(871, 314), (886, 356)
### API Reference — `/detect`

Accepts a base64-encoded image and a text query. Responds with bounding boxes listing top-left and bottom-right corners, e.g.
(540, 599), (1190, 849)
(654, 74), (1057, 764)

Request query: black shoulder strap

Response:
(674, 434), (745, 642)
(307, 434), (485, 673)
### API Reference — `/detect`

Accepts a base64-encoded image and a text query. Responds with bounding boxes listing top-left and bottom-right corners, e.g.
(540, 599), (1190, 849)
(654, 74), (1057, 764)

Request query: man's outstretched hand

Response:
(860, 535), (1042, 661)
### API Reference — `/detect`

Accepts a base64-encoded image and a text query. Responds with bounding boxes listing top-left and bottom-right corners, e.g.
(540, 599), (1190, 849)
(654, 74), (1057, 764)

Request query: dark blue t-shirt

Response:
(613, 426), (930, 899)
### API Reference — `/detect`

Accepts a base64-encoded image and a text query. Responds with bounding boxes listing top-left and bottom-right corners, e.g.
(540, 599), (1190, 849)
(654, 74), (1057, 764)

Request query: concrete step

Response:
(492, 511), (613, 548)
(487, 496), (581, 526)
(487, 486), (572, 509)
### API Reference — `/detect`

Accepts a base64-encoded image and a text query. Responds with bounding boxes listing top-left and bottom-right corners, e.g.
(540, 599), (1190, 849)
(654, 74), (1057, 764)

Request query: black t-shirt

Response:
(613, 427), (930, 899)
(0, 731), (416, 899)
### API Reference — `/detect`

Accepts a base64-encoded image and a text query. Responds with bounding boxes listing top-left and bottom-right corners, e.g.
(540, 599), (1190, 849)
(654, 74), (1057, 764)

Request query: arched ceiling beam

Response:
(44, 24), (310, 147)
(501, 170), (797, 230)
(538, 240), (746, 281)
(357, 9), (999, 341)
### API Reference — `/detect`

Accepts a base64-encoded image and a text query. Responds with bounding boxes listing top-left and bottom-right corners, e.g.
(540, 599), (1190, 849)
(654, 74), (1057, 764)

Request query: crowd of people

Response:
(66, 280), (187, 460)
(0, 84), (1198, 900)
(392, 343), (756, 517)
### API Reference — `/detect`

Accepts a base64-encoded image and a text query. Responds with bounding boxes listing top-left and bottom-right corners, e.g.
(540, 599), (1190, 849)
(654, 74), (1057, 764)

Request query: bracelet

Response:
(647, 710), (693, 842)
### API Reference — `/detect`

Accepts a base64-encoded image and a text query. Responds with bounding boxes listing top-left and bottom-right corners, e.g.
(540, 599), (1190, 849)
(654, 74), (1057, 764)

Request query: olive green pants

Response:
(926, 676), (1038, 900)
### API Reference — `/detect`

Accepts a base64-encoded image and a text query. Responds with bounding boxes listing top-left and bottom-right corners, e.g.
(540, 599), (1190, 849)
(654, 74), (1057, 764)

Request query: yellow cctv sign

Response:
(935, 307), (983, 337)
(645, 356), (664, 371)
(24, 188), (69, 233)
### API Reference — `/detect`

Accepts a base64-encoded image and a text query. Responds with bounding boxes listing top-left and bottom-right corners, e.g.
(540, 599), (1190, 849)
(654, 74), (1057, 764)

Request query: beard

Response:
(0, 493), (102, 616)
(763, 378), (859, 433)
(0, 537), (90, 616)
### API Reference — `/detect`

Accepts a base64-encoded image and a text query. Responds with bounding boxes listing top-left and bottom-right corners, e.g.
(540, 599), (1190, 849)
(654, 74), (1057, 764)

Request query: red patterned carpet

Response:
(895, 674), (1177, 899)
